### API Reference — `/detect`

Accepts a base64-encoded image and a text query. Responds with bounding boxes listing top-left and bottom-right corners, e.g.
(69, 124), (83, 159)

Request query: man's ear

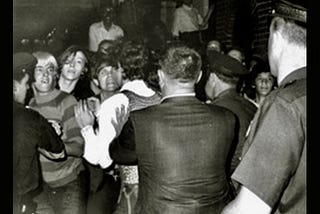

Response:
(196, 70), (203, 84)
(157, 69), (165, 87)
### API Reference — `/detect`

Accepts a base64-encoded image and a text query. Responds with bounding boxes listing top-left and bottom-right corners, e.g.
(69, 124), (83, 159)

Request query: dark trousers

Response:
(33, 171), (87, 214)
(86, 174), (121, 214)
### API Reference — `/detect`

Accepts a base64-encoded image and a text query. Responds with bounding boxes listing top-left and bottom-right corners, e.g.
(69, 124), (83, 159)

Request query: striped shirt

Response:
(29, 89), (84, 188)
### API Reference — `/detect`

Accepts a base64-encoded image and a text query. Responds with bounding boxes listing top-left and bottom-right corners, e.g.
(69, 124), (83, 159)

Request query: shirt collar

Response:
(33, 88), (60, 104)
(280, 67), (306, 87)
(120, 80), (156, 97)
(99, 22), (115, 30)
(182, 4), (192, 10)
(160, 93), (195, 103)
(214, 88), (237, 99)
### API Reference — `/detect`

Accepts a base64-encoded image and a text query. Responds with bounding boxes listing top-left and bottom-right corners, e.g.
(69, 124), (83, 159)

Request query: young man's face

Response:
(255, 72), (275, 97)
(33, 62), (57, 94)
(101, 9), (114, 28)
(97, 63), (123, 92)
(60, 51), (87, 81)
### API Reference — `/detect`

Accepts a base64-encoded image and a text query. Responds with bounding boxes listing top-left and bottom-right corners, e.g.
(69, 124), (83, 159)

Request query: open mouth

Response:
(41, 78), (50, 84)
(67, 69), (77, 74)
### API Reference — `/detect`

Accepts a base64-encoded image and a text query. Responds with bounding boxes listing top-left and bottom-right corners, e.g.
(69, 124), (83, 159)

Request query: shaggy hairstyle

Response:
(91, 53), (120, 79)
(119, 41), (150, 81)
(32, 51), (59, 83)
(58, 45), (90, 76)
(159, 46), (202, 82)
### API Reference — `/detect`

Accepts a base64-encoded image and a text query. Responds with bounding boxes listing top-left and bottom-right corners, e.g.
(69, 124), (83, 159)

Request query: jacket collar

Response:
(280, 67), (306, 87)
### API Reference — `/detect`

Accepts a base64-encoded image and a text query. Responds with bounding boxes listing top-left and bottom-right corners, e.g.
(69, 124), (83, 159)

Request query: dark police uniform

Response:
(233, 67), (306, 213)
(207, 51), (258, 176)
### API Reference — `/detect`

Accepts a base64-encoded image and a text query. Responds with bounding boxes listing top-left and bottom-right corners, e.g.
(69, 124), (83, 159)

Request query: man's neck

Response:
(103, 22), (112, 31)
(58, 77), (78, 94)
(255, 94), (266, 106)
(214, 81), (235, 98)
(277, 48), (306, 85)
(161, 85), (195, 98)
(100, 90), (118, 102)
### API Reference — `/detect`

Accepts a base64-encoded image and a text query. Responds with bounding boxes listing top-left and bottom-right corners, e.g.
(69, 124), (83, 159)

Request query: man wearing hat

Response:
(13, 52), (65, 214)
(221, 0), (306, 213)
(205, 51), (257, 180)
(89, 5), (124, 52)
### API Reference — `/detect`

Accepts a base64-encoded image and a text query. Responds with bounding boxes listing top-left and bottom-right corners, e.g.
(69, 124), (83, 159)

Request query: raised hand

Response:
(74, 99), (95, 129)
(87, 96), (101, 115)
(111, 104), (130, 137)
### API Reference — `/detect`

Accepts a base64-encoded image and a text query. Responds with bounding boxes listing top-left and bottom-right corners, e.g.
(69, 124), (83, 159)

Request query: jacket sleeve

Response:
(37, 112), (65, 158)
(109, 118), (138, 165)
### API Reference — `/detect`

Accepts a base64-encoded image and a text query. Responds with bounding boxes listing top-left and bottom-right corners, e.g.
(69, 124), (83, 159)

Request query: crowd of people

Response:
(13, 0), (306, 213)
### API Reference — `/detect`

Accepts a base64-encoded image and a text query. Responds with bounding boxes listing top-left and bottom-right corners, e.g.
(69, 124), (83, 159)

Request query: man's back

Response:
(234, 68), (306, 213)
(117, 96), (236, 213)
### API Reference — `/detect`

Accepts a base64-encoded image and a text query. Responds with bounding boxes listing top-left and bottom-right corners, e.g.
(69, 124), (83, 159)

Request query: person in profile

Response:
(13, 52), (65, 214)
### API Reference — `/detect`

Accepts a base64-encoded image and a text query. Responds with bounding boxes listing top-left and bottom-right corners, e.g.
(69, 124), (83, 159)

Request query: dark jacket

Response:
(110, 96), (236, 214)
(13, 101), (65, 212)
(233, 67), (306, 213)
(211, 88), (257, 175)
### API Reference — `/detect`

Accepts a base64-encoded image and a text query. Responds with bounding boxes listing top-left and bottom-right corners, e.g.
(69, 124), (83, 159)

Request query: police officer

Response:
(205, 51), (257, 178)
(221, 0), (306, 213)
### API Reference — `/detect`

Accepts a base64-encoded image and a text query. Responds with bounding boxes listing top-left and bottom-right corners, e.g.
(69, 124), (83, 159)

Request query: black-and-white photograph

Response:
(13, 0), (306, 213)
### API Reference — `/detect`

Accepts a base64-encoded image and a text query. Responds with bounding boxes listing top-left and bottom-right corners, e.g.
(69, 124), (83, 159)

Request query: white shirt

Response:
(120, 79), (155, 97)
(88, 21), (124, 52)
(81, 93), (129, 168)
(171, 4), (203, 37)
(81, 80), (156, 168)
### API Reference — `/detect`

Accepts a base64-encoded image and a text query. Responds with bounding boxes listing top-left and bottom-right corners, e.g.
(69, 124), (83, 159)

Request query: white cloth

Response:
(81, 93), (129, 168)
(88, 22), (124, 52)
(171, 4), (203, 37)
(120, 80), (155, 97)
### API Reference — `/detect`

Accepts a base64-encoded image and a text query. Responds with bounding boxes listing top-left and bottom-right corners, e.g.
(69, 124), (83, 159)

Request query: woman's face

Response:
(60, 51), (87, 81)
(255, 72), (275, 97)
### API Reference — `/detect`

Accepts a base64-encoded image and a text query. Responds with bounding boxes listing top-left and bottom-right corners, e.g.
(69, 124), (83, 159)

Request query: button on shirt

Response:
(88, 22), (124, 52)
